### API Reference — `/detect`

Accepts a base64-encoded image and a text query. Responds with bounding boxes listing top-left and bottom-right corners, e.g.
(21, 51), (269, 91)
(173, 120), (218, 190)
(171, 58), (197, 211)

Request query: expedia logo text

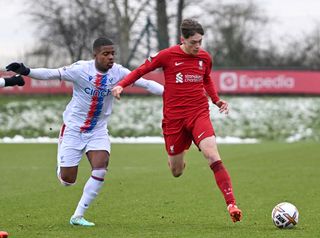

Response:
(220, 72), (295, 91)
(239, 75), (295, 90)
(84, 87), (111, 97)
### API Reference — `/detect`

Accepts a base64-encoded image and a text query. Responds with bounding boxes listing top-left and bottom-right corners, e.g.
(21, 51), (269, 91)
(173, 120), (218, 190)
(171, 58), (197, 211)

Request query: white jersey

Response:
(59, 60), (125, 132)
(28, 60), (163, 133)
(59, 60), (132, 132)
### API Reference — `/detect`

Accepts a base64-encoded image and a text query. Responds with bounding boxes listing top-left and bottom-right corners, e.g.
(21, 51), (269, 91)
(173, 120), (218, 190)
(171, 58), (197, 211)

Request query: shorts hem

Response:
(85, 148), (111, 154)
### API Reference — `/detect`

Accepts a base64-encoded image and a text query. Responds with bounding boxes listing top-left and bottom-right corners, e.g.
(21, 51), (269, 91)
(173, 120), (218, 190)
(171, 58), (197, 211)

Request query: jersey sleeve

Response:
(0, 77), (5, 87)
(134, 78), (164, 95)
(58, 61), (85, 82)
(28, 68), (61, 80)
(203, 56), (220, 103)
(117, 63), (164, 95)
(117, 50), (166, 88)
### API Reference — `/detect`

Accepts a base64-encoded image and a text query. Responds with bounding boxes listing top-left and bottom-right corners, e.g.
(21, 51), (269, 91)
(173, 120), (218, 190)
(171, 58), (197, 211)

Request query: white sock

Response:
(73, 169), (106, 218)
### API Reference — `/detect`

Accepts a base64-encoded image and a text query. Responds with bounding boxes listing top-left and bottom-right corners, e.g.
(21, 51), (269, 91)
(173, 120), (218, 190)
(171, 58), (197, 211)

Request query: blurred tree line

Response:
(25, 0), (320, 70)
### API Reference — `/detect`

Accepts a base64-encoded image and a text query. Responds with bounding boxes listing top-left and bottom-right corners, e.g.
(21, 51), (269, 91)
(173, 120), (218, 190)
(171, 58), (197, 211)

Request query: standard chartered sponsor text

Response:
(184, 74), (203, 82)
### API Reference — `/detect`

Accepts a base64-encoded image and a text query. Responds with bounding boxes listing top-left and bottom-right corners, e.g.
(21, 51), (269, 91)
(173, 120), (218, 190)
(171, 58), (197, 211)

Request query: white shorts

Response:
(57, 124), (111, 168)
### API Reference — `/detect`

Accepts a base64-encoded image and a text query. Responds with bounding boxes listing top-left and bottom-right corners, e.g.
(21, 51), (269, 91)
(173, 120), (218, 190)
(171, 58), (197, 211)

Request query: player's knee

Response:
(58, 174), (76, 186)
(170, 165), (184, 177)
(168, 160), (185, 177)
(171, 169), (183, 177)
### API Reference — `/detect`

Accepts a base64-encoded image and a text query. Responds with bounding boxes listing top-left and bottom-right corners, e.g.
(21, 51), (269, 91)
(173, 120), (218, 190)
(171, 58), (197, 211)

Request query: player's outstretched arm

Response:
(7, 62), (62, 81)
(0, 75), (25, 88)
(111, 86), (123, 100)
(6, 62), (30, 75)
(134, 78), (164, 96)
(215, 99), (229, 114)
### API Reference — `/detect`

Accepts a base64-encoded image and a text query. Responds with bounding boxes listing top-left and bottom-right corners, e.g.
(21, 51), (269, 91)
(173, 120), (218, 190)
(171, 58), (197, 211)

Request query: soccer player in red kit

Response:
(112, 18), (242, 222)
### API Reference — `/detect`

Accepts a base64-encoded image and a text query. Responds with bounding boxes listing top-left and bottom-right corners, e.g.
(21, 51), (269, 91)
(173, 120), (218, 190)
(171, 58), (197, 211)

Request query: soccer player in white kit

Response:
(6, 37), (164, 226)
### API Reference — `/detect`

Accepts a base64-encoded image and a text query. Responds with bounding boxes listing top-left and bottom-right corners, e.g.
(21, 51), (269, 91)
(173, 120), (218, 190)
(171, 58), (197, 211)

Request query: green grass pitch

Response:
(0, 142), (319, 238)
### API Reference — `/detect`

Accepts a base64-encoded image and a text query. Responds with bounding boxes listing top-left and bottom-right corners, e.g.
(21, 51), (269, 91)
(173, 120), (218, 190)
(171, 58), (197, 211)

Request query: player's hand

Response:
(215, 99), (229, 114)
(4, 75), (25, 87)
(112, 85), (123, 100)
(6, 62), (30, 75)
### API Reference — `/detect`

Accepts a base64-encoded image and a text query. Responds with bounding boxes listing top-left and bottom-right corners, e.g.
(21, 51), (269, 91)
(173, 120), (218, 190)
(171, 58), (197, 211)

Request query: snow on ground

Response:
(1, 96), (319, 142)
(0, 135), (259, 144)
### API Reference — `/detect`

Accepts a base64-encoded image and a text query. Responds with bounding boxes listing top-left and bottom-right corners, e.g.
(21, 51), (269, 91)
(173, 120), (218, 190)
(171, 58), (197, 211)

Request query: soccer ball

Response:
(271, 202), (299, 228)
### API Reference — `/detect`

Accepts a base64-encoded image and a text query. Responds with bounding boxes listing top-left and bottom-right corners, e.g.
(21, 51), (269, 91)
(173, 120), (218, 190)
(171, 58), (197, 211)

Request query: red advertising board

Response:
(214, 70), (320, 95)
(1, 70), (320, 95)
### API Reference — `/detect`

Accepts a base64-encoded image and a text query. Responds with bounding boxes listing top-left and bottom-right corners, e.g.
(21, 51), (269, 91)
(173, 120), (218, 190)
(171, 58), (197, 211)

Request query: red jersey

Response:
(118, 45), (220, 120)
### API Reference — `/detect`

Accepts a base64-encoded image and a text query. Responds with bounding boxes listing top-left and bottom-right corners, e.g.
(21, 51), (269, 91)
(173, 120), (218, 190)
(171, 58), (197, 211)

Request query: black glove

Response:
(6, 62), (30, 75)
(4, 75), (25, 87)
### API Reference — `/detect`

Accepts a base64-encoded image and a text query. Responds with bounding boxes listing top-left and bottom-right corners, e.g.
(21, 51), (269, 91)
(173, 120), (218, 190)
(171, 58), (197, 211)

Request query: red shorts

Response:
(162, 111), (215, 156)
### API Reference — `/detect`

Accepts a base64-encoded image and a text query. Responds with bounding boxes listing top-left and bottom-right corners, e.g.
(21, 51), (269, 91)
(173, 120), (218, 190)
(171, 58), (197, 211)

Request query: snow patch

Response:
(0, 135), (259, 144)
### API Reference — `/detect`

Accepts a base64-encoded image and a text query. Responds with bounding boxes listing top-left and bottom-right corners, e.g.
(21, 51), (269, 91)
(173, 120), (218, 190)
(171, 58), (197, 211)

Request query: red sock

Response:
(210, 160), (236, 206)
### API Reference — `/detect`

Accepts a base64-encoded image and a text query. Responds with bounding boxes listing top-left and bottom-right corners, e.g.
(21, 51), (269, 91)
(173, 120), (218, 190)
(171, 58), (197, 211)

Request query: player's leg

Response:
(199, 137), (242, 222)
(70, 131), (110, 226)
(56, 124), (83, 186)
(193, 114), (242, 222)
(70, 150), (109, 227)
(168, 151), (186, 177)
(163, 123), (191, 177)
(58, 167), (78, 185)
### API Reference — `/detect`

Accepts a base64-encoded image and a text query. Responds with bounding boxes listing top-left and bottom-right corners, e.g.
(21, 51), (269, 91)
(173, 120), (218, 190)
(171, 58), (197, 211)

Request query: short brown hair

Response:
(180, 18), (204, 39)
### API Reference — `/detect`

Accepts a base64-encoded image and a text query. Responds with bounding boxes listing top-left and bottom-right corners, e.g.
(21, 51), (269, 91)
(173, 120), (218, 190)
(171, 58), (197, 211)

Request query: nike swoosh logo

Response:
(198, 131), (206, 138)
(175, 62), (184, 66)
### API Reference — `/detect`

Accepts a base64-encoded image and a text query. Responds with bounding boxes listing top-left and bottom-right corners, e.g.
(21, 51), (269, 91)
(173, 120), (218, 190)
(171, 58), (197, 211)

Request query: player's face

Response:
(94, 45), (115, 72)
(181, 33), (203, 55)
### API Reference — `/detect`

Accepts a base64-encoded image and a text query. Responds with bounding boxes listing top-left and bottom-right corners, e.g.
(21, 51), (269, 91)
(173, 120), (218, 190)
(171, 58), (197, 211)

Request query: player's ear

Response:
(92, 48), (98, 58)
(180, 36), (185, 44)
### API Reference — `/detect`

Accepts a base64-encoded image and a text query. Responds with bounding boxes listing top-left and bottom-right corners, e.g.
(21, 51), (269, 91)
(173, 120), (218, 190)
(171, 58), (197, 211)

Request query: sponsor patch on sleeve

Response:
(147, 52), (159, 62)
